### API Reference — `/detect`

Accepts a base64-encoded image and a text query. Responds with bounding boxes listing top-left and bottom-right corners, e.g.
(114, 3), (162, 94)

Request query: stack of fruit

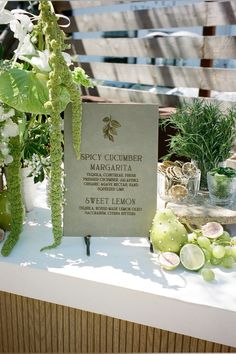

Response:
(150, 209), (236, 281)
(158, 161), (200, 202)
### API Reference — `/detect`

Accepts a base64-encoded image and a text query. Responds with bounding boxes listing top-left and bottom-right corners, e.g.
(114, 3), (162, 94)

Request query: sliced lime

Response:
(180, 244), (205, 271)
(158, 252), (180, 270)
(169, 184), (188, 201)
(182, 162), (197, 178)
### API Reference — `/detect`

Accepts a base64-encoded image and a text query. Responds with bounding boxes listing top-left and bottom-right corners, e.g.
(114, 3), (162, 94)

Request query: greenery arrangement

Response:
(0, 0), (92, 255)
(162, 100), (236, 189)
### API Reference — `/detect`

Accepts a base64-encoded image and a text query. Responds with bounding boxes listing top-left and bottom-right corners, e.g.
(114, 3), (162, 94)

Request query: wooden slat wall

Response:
(58, 0), (236, 105)
(54, 0), (149, 11)
(71, 36), (236, 61)
(67, 1), (236, 31)
(1, 290), (236, 353)
(82, 62), (236, 92)
(94, 85), (236, 109)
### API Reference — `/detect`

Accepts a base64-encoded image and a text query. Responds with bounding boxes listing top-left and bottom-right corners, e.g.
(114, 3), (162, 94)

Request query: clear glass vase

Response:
(192, 160), (226, 191)
(207, 171), (236, 206)
(158, 169), (201, 203)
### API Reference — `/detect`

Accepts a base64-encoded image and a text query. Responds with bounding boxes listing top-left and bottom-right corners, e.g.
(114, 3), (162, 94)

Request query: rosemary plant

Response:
(162, 100), (236, 189)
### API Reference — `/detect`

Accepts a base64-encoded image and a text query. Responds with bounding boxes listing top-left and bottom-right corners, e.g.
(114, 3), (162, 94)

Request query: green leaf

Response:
(111, 119), (121, 128)
(103, 116), (110, 123)
(0, 67), (70, 114)
(108, 134), (114, 142)
(110, 127), (117, 135)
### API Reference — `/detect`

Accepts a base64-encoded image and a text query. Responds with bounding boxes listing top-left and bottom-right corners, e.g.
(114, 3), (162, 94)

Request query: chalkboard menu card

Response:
(64, 103), (158, 237)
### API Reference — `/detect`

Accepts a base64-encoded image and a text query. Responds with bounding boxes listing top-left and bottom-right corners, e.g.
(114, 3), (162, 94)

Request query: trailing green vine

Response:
(38, 0), (82, 250)
(1, 116), (24, 256)
(0, 0), (92, 254)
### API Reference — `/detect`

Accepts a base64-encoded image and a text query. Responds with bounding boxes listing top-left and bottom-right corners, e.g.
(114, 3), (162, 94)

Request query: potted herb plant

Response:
(162, 100), (236, 189)
(207, 167), (236, 206)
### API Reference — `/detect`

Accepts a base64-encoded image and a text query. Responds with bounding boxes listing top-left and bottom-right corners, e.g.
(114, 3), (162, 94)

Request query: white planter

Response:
(21, 167), (36, 212)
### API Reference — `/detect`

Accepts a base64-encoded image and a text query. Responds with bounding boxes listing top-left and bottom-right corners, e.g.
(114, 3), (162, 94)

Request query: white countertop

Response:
(0, 182), (236, 347)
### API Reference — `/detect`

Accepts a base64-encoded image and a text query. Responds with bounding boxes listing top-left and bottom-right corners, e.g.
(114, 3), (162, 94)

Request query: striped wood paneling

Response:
(67, 1), (236, 32)
(83, 62), (236, 92)
(61, 0), (236, 105)
(0, 291), (236, 353)
(71, 36), (236, 61)
(95, 85), (236, 109)
(53, 0), (148, 11)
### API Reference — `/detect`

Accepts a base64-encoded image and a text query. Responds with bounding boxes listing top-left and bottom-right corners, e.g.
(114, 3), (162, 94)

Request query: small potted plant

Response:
(207, 167), (236, 206)
(162, 100), (236, 190)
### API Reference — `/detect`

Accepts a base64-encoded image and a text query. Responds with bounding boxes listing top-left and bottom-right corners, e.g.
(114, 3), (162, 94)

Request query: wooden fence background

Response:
(0, 291), (236, 353)
(53, 0), (236, 107)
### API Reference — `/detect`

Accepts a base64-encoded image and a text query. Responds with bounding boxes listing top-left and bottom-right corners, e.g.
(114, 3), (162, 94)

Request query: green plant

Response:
(19, 114), (50, 183)
(210, 166), (236, 178)
(1, 115), (24, 255)
(0, 0), (93, 255)
(162, 100), (236, 189)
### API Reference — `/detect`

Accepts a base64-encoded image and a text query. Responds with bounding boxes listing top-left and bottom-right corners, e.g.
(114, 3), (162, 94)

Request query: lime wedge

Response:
(180, 244), (205, 271)
(159, 252), (180, 270)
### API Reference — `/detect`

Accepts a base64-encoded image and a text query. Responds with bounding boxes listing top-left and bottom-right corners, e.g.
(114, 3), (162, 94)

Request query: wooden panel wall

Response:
(70, 36), (236, 62)
(81, 63), (236, 92)
(55, 0), (236, 105)
(0, 291), (236, 353)
(67, 1), (236, 31)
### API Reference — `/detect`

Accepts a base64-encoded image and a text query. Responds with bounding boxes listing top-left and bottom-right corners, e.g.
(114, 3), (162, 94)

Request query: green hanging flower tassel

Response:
(1, 121), (24, 256)
(39, 0), (82, 250)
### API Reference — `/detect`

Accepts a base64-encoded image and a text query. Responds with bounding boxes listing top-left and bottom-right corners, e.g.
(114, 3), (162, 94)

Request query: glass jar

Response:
(207, 171), (236, 206)
(158, 169), (201, 203)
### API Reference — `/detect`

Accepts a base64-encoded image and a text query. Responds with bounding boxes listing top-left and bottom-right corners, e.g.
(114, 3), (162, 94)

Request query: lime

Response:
(182, 162), (197, 178)
(169, 184), (188, 201)
(158, 252), (180, 270)
(180, 244), (205, 271)
(172, 166), (183, 178)
(166, 166), (175, 179)
(201, 222), (223, 239)
(162, 160), (175, 168)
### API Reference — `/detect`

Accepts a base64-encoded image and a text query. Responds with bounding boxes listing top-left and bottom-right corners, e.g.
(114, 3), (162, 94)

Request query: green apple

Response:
(0, 189), (11, 231)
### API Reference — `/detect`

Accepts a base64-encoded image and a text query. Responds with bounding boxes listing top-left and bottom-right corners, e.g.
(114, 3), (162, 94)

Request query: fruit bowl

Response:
(158, 161), (201, 203)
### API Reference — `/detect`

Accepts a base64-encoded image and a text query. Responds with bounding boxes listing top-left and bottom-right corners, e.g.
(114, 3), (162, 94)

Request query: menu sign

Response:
(63, 103), (158, 237)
